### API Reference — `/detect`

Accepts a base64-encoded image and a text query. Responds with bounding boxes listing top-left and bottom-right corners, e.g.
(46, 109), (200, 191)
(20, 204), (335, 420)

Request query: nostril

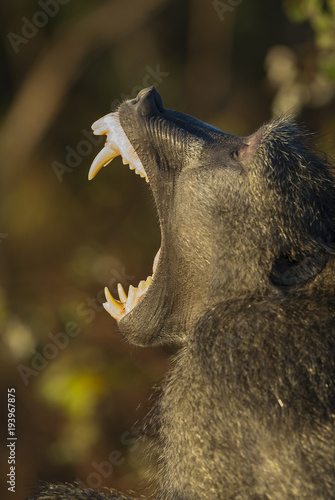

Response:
(132, 87), (164, 115)
(135, 87), (165, 116)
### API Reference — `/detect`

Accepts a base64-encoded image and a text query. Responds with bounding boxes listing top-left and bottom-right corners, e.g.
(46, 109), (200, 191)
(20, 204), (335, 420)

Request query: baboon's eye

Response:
(230, 149), (240, 160)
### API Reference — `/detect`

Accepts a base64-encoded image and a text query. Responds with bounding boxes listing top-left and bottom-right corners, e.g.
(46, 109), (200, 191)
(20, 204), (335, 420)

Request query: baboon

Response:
(28, 87), (335, 499)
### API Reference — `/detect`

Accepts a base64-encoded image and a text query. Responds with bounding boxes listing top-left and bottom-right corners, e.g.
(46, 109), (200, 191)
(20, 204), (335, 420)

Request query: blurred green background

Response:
(0, 0), (334, 498)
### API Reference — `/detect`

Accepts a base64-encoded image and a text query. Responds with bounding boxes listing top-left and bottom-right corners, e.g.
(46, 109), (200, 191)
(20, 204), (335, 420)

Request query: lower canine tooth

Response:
(103, 287), (124, 320)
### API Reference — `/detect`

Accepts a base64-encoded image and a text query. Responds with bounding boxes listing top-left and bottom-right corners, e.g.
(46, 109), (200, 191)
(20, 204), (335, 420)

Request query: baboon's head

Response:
(89, 87), (335, 346)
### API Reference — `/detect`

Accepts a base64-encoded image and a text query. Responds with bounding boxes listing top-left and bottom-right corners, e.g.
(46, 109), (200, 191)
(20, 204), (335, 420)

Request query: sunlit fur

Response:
(28, 89), (335, 500)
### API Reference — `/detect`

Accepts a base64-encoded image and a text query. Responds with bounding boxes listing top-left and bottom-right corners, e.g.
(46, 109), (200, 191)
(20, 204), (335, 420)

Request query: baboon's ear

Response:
(238, 128), (263, 162)
(270, 252), (329, 289)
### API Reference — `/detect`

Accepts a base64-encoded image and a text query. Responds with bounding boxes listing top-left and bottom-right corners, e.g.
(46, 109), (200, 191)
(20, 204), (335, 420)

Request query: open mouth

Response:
(88, 111), (160, 322)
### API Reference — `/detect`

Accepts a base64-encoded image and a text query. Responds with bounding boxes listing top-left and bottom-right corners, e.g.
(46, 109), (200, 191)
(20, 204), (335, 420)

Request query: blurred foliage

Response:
(0, 0), (334, 498)
(285, 0), (335, 56)
(281, 0), (335, 104)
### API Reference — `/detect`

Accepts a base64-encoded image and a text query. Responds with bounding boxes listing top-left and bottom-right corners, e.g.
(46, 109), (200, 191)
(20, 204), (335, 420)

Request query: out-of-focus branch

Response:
(186, 0), (233, 118)
(0, 0), (168, 186)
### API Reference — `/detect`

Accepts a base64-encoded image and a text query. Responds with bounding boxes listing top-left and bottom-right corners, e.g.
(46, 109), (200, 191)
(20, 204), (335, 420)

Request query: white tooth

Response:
(89, 111), (148, 182)
(103, 287), (124, 321)
(88, 146), (118, 180)
(103, 301), (115, 318)
(125, 285), (137, 313)
(138, 280), (147, 293)
(92, 125), (108, 136)
(91, 115), (113, 135)
(117, 283), (127, 303)
(146, 276), (153, 285)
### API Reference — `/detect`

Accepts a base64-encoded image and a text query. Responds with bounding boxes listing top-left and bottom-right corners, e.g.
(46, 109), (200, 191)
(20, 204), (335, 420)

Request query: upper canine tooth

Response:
(89, 111), (148, 182)
(88, 146), (118, 180)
